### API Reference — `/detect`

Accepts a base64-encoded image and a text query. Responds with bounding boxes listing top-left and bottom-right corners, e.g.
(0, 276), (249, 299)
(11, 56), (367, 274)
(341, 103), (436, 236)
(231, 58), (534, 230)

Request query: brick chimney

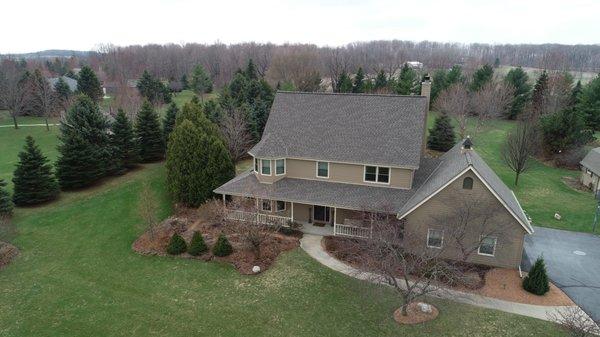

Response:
(420, 74), (432, 111)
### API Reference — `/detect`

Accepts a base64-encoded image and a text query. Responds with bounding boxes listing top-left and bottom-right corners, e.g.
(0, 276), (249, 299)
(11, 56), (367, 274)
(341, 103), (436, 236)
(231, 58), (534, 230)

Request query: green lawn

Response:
(0, 162), (566, 337)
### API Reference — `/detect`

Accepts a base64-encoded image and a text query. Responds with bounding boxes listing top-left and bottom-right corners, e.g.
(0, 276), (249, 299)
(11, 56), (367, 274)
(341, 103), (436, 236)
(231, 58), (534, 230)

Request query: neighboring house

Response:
(580, 147), (600, 194)
(47, 76), (78, 92)
(215, 90), (533, 269)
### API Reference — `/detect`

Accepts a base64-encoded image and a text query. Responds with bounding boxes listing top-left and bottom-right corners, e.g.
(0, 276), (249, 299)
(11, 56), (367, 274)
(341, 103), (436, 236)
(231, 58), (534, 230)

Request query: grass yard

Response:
(0, 162), (566, 337)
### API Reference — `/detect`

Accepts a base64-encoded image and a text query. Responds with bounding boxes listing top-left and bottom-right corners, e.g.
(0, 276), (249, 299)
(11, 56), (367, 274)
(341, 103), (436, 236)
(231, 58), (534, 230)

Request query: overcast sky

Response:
(2, 0), (598, 54)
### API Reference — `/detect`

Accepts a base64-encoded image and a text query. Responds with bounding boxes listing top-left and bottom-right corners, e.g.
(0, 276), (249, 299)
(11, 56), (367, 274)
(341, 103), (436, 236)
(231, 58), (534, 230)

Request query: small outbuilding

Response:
(580, 147), (600, 193)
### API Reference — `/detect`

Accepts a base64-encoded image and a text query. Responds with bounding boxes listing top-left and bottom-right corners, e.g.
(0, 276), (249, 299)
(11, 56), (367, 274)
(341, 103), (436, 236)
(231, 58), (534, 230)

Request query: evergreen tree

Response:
(446, 65), (463, 85)
(427, 113), (456, 152)
(136, 70), (170, 104)
(212, 234), (233, 257)
(569, 80), (583, 108)
(245, 59), (258, 80)
(163, 102), (179, 145)
(540, 108), (594, 154)
(54, 77), (72, 108)
(0, 179), (13, 217)
(76, 66), (103, 102)
(56, 95), (112, 189)
(180, 74), (189, 90)
(352, 67), (365, 93)
(577, 75), (600, 130)
(522, 257), (550, 295)
(395, 63), (418, 95)
(431, 69), (448, 102)
(494, 57), (501, 68)
(136, 101), (164, 162)
(470, 64), (494, 92)
(336, 73), (353, 93)
(188, 231), (208, 256)
(373, 70), (387, 91)
(12, 136), (59, 205)
(190, 65), (213, 95)
(505, 66), (531, 119)
(202, 100), (224, 125)
(166, 233), (187, 255)
(530, 70), (549, 118)
(111, 109), (139, 174)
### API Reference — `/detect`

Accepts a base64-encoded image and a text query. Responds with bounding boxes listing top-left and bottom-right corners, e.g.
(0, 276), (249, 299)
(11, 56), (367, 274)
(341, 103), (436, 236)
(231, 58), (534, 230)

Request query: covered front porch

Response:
(222, 196), (373, 239)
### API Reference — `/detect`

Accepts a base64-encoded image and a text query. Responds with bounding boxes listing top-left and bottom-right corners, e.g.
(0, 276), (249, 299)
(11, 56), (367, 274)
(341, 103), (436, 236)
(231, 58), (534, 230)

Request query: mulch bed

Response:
(393, 302), (439, 325)
(132, 207), (301, 275)
(0, 242), (19, 271)
(562, 176), (591, 192)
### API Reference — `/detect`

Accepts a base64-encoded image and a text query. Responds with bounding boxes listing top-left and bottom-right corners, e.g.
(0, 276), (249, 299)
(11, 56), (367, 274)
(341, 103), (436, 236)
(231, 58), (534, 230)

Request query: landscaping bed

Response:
(133, 206), (301, 275)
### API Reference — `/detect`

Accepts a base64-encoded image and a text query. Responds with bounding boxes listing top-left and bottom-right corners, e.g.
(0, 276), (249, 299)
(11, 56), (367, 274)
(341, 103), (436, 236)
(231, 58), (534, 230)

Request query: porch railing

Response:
(226, 209), (292, 227)
(333, 222), (372, 239)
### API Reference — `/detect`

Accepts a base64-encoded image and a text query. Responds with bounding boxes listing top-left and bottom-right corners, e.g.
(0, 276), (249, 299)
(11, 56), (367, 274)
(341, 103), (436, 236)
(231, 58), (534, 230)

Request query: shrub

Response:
(166, 233), (187, 255)
(523, 257), (550, 295)
(188, 231), (208, 256)
(212, 234), (233, 257)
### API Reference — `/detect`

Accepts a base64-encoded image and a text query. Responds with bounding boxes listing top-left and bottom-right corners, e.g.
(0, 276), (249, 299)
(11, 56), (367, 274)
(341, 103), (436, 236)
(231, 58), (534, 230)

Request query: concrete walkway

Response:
(300, 234), (591, 323)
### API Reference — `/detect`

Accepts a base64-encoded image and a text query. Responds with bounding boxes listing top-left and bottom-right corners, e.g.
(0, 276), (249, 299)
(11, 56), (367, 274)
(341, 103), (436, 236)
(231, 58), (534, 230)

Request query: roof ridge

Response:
(276, 90), (427, 99)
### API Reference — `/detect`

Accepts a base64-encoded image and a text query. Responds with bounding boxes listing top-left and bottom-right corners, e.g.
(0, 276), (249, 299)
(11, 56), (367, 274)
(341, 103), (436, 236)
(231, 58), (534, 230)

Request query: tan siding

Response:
(404, 171), (527, 269)
(284, 158), (413, 189)
(581, 166), (598, 191)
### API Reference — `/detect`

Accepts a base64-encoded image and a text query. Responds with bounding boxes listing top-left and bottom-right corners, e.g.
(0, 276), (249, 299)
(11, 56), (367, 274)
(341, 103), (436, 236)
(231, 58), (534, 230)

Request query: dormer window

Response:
(316, 162), (329, 178)
(261, 159), (271, 175)
(364, 166), (390, 184)
(275, 159), (286, 175)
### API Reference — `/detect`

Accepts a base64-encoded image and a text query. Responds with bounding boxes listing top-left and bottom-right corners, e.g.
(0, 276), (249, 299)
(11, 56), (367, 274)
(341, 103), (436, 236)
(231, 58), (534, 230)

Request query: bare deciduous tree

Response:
(0, 63), (29, 129)
(434, 83), (470, 138)
(547, 307), (599, 337)
(137, 182), (160, 240)
(30, 70), (57, 131)
(470, 81), (514, 123)
(501, 122), (537, 186)
(220, 108), (254, 162)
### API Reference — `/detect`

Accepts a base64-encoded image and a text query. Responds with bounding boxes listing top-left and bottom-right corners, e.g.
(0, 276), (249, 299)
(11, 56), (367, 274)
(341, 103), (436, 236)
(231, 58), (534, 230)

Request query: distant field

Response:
(497, 65), (597, 84)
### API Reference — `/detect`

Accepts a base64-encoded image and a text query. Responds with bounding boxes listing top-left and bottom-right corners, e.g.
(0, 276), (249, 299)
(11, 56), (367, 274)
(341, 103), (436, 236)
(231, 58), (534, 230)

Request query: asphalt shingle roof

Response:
(581, 147), (600, 176)
(249, 91), (428, 168)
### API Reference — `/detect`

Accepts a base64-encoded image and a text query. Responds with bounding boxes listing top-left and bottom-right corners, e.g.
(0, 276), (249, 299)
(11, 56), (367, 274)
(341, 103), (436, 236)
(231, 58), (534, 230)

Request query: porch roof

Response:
(215, 158), (440, 213)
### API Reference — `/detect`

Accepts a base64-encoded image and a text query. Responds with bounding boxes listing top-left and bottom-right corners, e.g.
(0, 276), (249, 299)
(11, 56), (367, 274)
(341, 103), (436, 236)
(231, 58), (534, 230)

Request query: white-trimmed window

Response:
(427, 229), (443, 248)
(261, 159), (271, 175)
(261, 199), (272, 212)
(275, 159), (286, 175)
(463, 177), (473, 189)
(364, 166), (390, 184)
(316, 161), (329, 178)
(276, 200), (286, 212)
(478, 236), (497, 256)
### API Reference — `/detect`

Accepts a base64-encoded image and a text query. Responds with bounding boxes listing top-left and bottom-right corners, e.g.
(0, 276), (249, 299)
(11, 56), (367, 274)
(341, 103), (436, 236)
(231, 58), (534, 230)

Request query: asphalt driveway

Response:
(523, 226), (600, 322)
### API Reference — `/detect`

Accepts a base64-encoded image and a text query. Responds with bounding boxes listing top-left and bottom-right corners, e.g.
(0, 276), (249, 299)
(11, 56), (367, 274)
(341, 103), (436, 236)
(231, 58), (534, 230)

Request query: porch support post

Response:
(291, 202), (294, 222)
(222, 194), (226, 211)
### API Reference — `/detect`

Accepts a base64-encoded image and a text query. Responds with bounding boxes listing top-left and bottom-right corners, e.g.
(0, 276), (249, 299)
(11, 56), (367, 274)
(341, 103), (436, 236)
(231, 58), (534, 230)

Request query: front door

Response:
(313, 205), (331, 223)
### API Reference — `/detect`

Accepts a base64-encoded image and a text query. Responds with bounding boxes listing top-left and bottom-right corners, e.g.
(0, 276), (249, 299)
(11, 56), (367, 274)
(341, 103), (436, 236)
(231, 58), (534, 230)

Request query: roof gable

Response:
(581, 147), (600, 175)
(249, 91), (428, 168)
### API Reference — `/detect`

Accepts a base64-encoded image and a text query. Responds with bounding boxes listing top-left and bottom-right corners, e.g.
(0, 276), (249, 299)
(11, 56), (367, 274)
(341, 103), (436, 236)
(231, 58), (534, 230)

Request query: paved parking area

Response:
(523, 226), (600, 322)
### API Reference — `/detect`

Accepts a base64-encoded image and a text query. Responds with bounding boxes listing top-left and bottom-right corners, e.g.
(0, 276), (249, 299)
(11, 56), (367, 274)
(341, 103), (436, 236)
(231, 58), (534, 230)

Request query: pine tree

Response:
(12, 136), (59, 205)
(54, 77), (72, 108)
(569, 80), (583, 108)
(180, 74), (189, 90)
(352, 67), (365, 93)
(190, 65), (213, 95)
(530, 70), (549, 118)
(446, 65), (463, 85)
(111, 109), (139, 174)
(76, 66), (103, 102)
(431, 69), (448, 103)
(163, 102), (179, 145)
(395, 63), (418, 95)
(245, 59), (258, 80)
(56, 95), (112, 190)
(577, 75), (600, 130)
(336, 73), (353, 93)
(522, 257), (550, 295)
(540, 108), (594, 154)
(374, 70), (387, 91)
(136, 70), (168, 104)
(188, 231), (208, 256)
(505, 67), (531, 119)
(166, 233), (187, 255)
(470, 64), (494, 92)
(494, 57), (501, 68)
(136, 101), (164, 162)
(212, 234), (233, 257)
(427, 113), (456, 152)
(0, 179), (13, 216)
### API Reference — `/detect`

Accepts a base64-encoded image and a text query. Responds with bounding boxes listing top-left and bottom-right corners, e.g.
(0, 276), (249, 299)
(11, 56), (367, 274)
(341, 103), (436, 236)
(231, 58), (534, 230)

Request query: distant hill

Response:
(0, 49), (90, 59)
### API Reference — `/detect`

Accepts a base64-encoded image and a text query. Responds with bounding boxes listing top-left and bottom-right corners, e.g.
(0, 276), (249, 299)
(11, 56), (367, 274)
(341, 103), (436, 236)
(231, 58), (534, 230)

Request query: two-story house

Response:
(215, 91), (533, 269)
